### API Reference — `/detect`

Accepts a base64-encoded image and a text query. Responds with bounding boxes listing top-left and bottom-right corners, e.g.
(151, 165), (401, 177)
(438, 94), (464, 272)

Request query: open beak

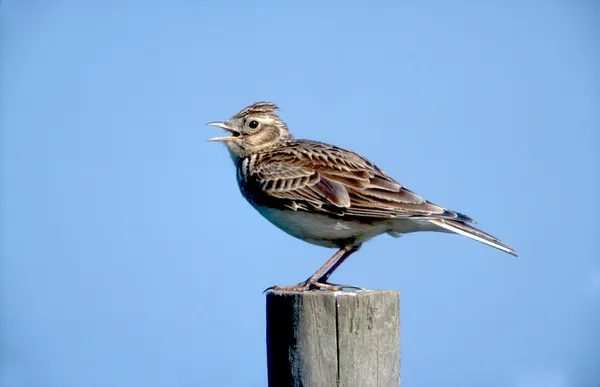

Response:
(206, 121), (240, 142)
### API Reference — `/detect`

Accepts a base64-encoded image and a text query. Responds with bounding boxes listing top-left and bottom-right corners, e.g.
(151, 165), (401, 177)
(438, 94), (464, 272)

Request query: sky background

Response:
(1, 1), (599, 387)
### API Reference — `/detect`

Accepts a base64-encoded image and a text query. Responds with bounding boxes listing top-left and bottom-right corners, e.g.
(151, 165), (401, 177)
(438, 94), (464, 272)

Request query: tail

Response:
(428, 219), (518, 257)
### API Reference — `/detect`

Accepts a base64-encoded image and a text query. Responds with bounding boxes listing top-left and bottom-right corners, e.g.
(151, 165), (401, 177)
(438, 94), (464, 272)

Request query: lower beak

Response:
(206, 121), (240, 142)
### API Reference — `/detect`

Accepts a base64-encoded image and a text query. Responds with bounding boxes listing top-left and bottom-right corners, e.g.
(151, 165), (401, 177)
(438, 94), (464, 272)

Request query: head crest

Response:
(233, 102), (280, 119)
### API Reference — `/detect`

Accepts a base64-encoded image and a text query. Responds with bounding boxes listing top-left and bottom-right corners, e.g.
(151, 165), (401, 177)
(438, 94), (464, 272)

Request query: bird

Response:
(207, 102), (517, 291)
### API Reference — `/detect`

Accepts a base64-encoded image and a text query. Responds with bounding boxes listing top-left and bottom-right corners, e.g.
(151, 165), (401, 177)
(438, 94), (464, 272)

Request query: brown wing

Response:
(248, 140), (474, 222)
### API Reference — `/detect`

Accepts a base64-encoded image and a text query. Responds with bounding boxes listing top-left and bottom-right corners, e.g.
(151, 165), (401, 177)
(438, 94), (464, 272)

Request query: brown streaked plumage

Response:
(207, 102), (517, 291)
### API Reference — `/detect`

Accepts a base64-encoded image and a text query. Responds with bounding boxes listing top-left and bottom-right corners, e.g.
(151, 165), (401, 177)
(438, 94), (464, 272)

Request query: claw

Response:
(263, 285), (277, 293)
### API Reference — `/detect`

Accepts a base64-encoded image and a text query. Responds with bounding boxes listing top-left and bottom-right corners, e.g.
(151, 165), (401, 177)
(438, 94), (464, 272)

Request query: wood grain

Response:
(266, 290), (400, 387)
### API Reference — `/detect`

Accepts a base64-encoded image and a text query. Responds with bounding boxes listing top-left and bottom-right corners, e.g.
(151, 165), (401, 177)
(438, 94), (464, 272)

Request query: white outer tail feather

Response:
(429, 219), (518, 257)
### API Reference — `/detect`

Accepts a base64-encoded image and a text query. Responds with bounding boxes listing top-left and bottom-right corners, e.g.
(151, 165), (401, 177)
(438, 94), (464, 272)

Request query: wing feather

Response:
(245, 140), (475, 223)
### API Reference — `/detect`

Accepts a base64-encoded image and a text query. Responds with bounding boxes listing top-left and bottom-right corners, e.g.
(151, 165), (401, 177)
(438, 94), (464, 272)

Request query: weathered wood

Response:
(266, 290), (400, 387)
(337, 291), (401, 387)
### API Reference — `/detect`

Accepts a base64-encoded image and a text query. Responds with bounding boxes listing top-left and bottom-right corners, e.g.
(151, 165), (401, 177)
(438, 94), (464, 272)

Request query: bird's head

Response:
(207, 102), (293, 160)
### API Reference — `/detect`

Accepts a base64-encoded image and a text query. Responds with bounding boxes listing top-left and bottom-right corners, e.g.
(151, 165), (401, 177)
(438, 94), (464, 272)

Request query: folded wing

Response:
(247, 140), (475, 223)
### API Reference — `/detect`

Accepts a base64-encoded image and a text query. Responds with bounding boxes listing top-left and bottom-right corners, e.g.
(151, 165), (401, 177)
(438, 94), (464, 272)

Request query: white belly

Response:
(252, 205), (395, 248)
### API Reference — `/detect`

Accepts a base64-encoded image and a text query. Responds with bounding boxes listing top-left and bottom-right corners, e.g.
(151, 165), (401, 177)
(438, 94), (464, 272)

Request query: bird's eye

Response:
(248, 120), (259, 129)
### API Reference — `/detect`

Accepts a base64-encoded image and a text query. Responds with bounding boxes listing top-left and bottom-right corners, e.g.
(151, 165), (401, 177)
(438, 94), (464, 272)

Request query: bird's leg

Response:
(268, 247), (348, 292)
(317, 244), (361, 284)
(310, 244), (364, 291)
(304, 246), (354, 285)
(267, 244), (363, 292)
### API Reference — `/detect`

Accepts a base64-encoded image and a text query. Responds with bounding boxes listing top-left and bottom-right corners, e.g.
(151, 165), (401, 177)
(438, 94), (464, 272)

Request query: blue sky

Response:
(1, 1), (598, 387)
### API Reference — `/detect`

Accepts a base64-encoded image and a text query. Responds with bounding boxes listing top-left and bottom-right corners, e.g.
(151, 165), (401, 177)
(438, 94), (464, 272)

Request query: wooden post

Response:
(266, 290), (400, 387)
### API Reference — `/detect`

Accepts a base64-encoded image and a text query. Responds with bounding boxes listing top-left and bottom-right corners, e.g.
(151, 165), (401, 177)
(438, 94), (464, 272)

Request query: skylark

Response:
(207, 102), (516, 291)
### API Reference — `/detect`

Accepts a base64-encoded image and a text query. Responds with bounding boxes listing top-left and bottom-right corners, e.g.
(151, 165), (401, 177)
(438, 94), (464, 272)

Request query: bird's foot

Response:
(263, 281), (320, 292)
(264, 280), (365, 293)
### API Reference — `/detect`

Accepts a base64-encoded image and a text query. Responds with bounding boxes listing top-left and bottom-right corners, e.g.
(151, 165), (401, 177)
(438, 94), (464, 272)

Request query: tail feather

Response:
(429, 219), (518, 257)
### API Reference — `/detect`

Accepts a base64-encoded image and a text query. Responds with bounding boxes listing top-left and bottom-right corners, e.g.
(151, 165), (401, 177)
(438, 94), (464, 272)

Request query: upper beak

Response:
(206, 121), (240, 142)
